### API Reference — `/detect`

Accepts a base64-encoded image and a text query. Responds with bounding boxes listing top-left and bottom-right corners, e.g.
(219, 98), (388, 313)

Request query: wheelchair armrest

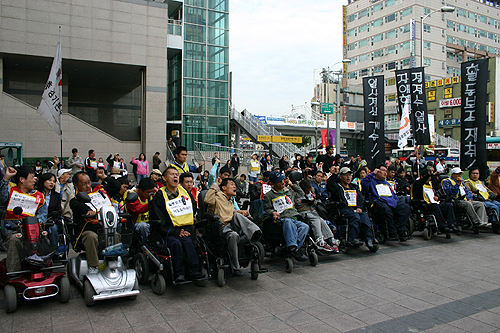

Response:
(203, 212), (220, 221)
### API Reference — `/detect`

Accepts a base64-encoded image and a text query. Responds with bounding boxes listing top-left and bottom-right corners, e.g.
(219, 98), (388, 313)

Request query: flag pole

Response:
(59, 26), (63, 161)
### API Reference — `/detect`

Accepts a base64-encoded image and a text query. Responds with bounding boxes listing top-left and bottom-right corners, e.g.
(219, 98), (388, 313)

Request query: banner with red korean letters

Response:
(460, 58), (489, 180)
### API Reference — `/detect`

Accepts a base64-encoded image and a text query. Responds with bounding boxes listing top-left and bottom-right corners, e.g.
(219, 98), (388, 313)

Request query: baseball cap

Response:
(269, 171), (285, 183)
(57, 168), (72, 178)
(151, 169), (162, 176)
(339, 167), (352, 174)
(451, 167), (463, 174)
(110, 167), (121, 175)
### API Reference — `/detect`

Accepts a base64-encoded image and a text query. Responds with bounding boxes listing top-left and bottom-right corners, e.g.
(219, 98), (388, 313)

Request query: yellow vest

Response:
(250, 160), (260, 172)
(160, 186), (194, 227)
(464, 179), (490, 200)
(170, 162), (189, 174)
(422, 183), (438, 204)
(442, 178), (467, 200)
(124, 192), (150, 223)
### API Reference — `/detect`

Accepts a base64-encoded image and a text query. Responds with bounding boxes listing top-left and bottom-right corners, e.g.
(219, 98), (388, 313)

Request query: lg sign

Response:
(438, 97), (461, 108)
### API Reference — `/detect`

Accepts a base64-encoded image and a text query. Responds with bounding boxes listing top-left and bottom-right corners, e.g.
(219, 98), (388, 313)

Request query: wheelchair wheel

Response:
(446, 233), (452, 239)
(133, 253), (150, 285)
(409, 216), (416, 234)
(58, 277), (70, 303)
(308, 251), (318, 266)
(272, 246), (280, 259)
(375, 230), (387, 244)
(251, 262), (259, 280)
(152, 272), (166, 295)
(369, 243), (379, 253)
(217, 268), (225, 287)
(284, 257), (293, 273)
(473, 226), (480, 234)
(256, 242), (265, 263)
(129, 279), (139, 300)
(4, 285), (17, 313)
(195, 267), (208, 287)
(422, 228), (431, 240)
(84, 280), (96, 307)
(339, 239), (348, 254)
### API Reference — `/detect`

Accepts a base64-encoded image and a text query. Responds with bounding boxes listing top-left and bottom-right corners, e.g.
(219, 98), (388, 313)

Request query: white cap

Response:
(57, 168), (72, 178)
(451, 167), (463, 174)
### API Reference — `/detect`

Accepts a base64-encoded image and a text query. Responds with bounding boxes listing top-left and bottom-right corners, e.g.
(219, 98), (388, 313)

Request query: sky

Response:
(230, 0), (346, 117)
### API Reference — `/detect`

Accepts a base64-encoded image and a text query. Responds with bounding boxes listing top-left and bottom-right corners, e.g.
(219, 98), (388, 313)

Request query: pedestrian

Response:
(230, 153), (240, 178)
(84, 149), (98, 182)
(131, 153), (149, 183)
(153, 152), (162, 169)
(66, 148), (84, 176)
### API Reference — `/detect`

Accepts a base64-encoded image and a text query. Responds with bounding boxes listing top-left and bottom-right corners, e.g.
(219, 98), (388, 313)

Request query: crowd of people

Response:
(1, 144), (500, 284)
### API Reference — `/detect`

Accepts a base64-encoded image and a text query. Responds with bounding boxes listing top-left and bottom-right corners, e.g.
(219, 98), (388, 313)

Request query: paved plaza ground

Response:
(1, 231), (500, 333)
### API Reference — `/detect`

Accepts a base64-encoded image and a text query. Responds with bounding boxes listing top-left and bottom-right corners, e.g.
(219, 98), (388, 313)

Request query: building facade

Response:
(344, 0), (500, 135)
(0, 0), (229, 161)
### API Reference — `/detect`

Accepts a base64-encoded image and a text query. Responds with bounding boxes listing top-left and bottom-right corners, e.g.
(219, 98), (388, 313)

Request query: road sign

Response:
(320, 103), (334, 114)
(272, 136), (302, 143)
(257, 135), (272, 142)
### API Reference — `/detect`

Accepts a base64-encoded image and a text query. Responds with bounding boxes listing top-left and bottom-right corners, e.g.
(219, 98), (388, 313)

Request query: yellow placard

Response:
(425, 82), (429, 88)
(272, 136), (302, 143)
(437, 79), (443, 86)
(430, 81), (437, 88)
(428, 90), (436, 101)
(257, 135), (271, 142)
(445, 78), (452, 85)
(444, 87), (453, 98)
(452, 76), (460, 84)
(490, 102), (495, 123)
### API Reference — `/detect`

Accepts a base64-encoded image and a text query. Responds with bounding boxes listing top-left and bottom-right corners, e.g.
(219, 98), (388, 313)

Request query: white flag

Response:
(398, 99), (412, 149)
(37, 40), (62, 135)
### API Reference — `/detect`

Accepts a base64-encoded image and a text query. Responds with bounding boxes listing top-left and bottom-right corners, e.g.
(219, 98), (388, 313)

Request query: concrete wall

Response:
(0, 0), (169, 165)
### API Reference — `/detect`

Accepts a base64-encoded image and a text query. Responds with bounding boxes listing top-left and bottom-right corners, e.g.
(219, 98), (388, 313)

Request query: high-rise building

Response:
(343, 0), (500, 134)
(0, 0), (229, 160)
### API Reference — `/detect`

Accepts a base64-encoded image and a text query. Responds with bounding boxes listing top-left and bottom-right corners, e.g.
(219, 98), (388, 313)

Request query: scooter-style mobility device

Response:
(0, 207), (70, 313)
(67, 192), (139, 306)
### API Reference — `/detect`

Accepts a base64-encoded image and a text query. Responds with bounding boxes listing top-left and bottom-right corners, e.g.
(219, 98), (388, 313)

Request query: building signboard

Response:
(438, 97), (461, 108)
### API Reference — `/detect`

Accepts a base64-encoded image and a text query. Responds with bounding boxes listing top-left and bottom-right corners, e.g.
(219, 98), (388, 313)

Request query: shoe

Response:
(388, 234), (399, 241)
(288, 245), (297, 253)
(439, 227), (452, 234)
(331, 245), (340, 253)
(175, 275), (186, 283)
(398, 231), (409, 242)
(191, 272), (205, 280)
(317, 241), (334, 252)
(450, 224), (461, 235)
(291, 250), (308, 262)
(348, 239), (364, 248)
(232, 269), (242, 277)
(88, 267), (98, 274)
(477, 221), (488, 227)
(366, 239), (375, 251)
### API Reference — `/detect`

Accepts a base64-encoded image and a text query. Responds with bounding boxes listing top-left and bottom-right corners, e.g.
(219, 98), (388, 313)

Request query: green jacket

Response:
(263, 184), (304, 219)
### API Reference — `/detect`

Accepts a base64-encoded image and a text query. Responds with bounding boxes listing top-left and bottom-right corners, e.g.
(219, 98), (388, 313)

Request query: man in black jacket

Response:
(327, 167), (376, 250)
(230, 154), (240, 178)
(149, 166), (204, 283)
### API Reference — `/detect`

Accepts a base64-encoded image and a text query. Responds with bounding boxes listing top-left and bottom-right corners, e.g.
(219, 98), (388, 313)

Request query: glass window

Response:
(207, 63), (228, 81)
(208, 10), (228, 29)
(401, 7), (412, 18)
(185, 24), (206, 43)
(185, 6), (206, 25)
(372, 33), (383, 44)
(207, 80), (227, 98)
(458, 24), (466, 32)
(457, 53), (462, 61)
(359, 53), (370, 62)
(184, 60), (206, 79)
(447, 52), (455, 60)
(424, 24), (431, 33)
(401, 41), (410, 50)
(207, 116), (228, 134)
(359, 68), (369, 77)
(447, 20), (455, 29)
(347, 28), (357, 37)
(447, 36), (455, 44)
(488, 17), (496, 26)
(489, 46), (497, 54)
(372, 18), (383, 27)
(385, 13), (396, 23)
(207, 27), (228, 46)
(479, 15), (487, 24)
(207, 98), (228, 116)
(185, 0), (206, 7)
(348, 42), (357, 51)
(359, 38), (369, 47)
(386, 61), (397, 70)
(424, 58), (431, 66)
(468, 27), (476, 35)
(373, 65), (384, 73)
(347, 13), (357, 22)
(184, 79), (206, 97)
(348, 72), (357, 79)
(424, 41), (431, 50)
(372, 49), (383, 58)
(489, 32), (496, 40)
(385, 29), (397, 39)
(385, 0), (396, 7)
(207, 45), (228, 63)
(359, 23), (369, 33)
(184, 97), (205, 115)
(401, 58), (411, 67)
(372, 3), (383, 13)
(359, 8), (369, 19)
(447, 67), (454, 75)
(479, 30), (487, 38)
(184, 42), (206, 61)
(468, 12), (477, 21)
(208, 0), (228, 12)
(457, 8), (466, 17)
(183, 115), (206, 133)
(386, 45), (398, 54)
(400, 24), (410, 33)
(457, 39), (466, 47)
(478, 44), (487, 52)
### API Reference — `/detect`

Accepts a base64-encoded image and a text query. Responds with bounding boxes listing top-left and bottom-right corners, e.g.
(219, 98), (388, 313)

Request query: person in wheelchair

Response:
(464, 167), (500, 229)
(126, 178), (156, 246)
(204, 177), (262, 275)
(412, 169), (460, 234)
(328, 167), (376, 250)
(442, 167), (488, 228)
(149, 166), (205, 283)
(0, 166), (47, 272)
(296, 179), (337, 252)
(264, 171), (309, 262)
(361, 165), (411, 242)
(395, 167), (411, 204)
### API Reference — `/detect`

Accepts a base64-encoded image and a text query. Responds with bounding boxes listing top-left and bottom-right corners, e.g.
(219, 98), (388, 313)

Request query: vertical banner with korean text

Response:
(461, 58), (488, 179)
(329, 129), (336, 150)
(320, 129), (328, 148)
(363, 76), (385, 169)
(395, 67), (430, 145)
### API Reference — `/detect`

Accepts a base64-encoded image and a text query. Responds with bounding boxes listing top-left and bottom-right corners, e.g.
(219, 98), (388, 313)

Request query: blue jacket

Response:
(361, 172), (399, 208)
(442, 177), (473, 201)
(312, 181), (328, 205)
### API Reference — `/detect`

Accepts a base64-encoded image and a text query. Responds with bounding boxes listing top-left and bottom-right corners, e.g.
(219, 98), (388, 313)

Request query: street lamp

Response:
(311, 101), (320, 158)
(421, 6), (455, 67)
(325, 59), (351, 153)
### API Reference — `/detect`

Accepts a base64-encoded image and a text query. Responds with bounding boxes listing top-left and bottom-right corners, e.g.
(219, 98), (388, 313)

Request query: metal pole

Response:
(420, 15), (424, 68)
(326, 67), (330, 146)
(315, 126), (318, 158)
(336, 73), (341, 155)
